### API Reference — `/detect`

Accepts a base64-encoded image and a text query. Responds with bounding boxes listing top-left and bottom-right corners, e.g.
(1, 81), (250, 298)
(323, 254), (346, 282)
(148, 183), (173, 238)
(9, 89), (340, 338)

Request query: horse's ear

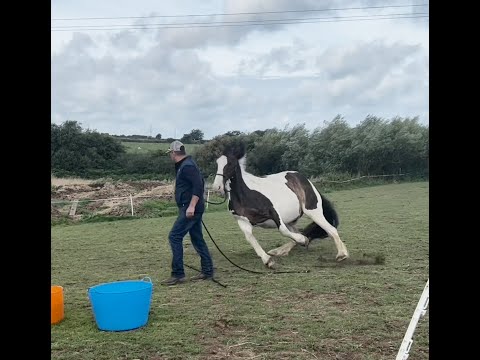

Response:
(222, 145), (232, 157)
(236, 143), (246, 160)
(222, 142), (246, 159)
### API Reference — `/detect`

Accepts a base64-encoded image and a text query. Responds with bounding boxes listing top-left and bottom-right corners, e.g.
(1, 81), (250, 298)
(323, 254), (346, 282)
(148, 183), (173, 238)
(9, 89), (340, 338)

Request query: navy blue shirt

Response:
(174, 156), (205, 213)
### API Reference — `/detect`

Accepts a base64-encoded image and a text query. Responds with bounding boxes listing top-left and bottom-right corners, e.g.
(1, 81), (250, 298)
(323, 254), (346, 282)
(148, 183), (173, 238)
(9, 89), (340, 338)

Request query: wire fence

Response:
(51, 190), (227, 219)
(317, 173), (406, 183)
(51, 173), (410, 219)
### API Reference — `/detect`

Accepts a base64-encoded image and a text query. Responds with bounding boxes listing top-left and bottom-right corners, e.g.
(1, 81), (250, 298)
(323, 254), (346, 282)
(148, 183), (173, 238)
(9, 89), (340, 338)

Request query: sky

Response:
(51, 0), (429, 140)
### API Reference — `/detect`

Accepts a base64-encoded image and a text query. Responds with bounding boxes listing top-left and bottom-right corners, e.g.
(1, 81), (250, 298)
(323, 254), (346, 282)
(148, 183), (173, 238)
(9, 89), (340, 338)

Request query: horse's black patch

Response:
(225, 156), (281, 227)
(285, 172), (318, 210)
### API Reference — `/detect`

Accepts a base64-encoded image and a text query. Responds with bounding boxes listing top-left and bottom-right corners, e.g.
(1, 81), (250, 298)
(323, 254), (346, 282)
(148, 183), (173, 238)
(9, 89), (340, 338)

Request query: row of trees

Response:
(52, 121), (125, 176)
(112, 128), (206, 144)
(51, 122), (208, 179)
(51, 116), (428, 180)
(51, 121), (173, 179)
(194, 115), (428, 179)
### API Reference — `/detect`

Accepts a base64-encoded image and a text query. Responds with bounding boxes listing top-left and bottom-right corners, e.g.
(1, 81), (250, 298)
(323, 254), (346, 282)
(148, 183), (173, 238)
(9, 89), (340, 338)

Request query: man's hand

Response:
(186, 205), (195, 218)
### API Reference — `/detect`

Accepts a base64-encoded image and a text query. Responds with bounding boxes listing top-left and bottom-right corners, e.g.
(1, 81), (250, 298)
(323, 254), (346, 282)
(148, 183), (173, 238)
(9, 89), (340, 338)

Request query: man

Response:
(160, 140), (214, 285)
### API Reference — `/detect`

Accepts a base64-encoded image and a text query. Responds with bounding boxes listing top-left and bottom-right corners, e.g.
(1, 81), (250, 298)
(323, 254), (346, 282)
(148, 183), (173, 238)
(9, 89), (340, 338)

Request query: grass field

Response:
(122, 142), (203, 154)
(51, 182), (429, 359)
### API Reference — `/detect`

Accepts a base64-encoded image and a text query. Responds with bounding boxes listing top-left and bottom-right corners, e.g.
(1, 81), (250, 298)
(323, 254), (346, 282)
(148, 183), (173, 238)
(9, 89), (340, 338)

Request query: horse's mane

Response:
(222, 142), (247, 170)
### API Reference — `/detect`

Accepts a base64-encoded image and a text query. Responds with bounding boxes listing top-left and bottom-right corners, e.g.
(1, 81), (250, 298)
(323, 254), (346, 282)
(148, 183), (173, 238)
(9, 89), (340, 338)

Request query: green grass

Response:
(122, 142), (203, 154)
(51, 182), (429, 359)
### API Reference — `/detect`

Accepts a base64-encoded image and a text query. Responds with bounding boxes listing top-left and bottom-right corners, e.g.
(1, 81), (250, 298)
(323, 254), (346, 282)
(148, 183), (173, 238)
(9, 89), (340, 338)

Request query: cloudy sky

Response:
(51, 0), (429, 140)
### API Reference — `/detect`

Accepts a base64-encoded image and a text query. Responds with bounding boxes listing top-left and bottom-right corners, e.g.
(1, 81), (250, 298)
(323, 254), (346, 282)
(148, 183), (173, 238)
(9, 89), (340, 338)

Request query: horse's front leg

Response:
(236, 218), (275, 268)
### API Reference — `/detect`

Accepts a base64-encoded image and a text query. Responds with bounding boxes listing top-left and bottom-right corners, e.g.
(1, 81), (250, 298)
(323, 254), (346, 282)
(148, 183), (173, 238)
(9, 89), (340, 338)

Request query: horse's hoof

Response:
(268, 248), (287, 257)
(336, 254), (348, 262)
(265, 257), (276, 269)
(303, 237), (310, 249)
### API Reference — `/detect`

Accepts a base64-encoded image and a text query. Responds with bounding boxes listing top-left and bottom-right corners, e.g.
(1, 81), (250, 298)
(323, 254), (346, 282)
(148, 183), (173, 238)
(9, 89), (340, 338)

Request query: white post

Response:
(69, 200), (79, 216)
(130, 195), (134, 216)
(206, 190), (210, 209)
(396, 279), (429, 360)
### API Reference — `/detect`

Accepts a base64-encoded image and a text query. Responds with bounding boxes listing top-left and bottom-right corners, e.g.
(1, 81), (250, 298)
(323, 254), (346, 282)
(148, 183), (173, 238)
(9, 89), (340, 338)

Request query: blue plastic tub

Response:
(88, 277), (153, 331)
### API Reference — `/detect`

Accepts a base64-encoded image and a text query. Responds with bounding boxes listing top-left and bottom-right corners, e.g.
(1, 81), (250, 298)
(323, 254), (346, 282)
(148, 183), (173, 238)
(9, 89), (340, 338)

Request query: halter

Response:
(204, 173), (230, 205)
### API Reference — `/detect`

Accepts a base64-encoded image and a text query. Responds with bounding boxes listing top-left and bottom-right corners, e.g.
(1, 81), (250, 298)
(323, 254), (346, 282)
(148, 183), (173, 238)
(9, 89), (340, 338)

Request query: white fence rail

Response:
(396, 279), (429, 360)
(51, 190), (225, 217)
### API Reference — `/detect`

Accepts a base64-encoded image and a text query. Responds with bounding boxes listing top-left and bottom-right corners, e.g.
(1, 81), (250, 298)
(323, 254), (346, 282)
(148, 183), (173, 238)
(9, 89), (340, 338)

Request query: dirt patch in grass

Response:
(197, 317), (256, 359)
(316, 252), (385, 267)
(51, 180), (174, 221)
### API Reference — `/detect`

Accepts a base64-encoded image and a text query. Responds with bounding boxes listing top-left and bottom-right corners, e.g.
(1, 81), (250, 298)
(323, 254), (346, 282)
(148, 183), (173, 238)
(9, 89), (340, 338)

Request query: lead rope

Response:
(201, 219), (310, 276)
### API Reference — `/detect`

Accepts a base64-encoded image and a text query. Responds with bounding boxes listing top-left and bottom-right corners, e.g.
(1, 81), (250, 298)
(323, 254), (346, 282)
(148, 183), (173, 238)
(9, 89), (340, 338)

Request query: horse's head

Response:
(212, 155), (237, 195)
(212, 143), (246, 195)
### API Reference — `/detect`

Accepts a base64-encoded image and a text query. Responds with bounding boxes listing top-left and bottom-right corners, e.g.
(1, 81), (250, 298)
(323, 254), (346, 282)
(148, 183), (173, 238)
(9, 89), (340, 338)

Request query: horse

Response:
(211, 144), (349, 268)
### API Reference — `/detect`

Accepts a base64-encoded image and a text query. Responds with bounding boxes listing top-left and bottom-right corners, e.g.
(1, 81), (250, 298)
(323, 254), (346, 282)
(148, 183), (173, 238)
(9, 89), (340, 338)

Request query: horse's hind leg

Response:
(303, 208), (349, 261)
(236, 218), (275, 268)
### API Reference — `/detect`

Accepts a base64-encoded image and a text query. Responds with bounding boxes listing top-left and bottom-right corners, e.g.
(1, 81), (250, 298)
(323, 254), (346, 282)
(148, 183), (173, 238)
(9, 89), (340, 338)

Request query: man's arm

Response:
(183, 166), (203, 217)
(188, 195), (200, 209)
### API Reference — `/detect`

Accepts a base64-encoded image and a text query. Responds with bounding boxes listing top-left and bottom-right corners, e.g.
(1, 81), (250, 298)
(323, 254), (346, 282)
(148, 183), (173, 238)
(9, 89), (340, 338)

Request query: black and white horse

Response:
(211, 145), (349, 268)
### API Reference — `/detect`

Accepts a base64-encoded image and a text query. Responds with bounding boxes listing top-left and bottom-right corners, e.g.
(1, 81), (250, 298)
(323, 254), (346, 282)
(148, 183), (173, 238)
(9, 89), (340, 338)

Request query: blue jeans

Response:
(168, 207), (213, 278)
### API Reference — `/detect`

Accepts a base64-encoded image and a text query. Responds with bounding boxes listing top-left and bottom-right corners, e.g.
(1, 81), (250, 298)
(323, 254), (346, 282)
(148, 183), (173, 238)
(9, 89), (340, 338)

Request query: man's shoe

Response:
(160, 276), (186, 286)
(190, 273), (213, 281)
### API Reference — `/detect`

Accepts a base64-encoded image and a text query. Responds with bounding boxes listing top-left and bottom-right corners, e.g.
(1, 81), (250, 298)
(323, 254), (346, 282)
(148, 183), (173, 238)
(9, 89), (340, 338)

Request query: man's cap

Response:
(166, 140), (185, 154)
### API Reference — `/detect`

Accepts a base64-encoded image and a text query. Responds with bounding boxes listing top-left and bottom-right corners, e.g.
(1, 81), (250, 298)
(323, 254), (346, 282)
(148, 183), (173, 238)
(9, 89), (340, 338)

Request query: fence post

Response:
(69, 200), (79, 216)
(396, 279), (429, 360)
(206, 190), (210, 209)
(130, 195), (134, 216)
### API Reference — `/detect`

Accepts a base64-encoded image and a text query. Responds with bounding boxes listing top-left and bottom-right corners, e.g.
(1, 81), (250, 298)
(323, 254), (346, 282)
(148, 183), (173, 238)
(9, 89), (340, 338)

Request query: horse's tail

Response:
(301, 194), (339, 240)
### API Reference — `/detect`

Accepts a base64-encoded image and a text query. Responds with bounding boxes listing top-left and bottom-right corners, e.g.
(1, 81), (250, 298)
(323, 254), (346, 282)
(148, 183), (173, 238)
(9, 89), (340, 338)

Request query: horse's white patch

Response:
(212, 155), (228, 193)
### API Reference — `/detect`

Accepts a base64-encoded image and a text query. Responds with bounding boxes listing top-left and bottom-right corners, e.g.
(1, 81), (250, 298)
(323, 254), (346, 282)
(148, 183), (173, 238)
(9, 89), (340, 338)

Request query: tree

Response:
(305, 115), (355, 176)
(385, 116), (427, 176)
(155, 133), (162, 140)
(194, 133), (250, 177)
(224, 130), (242, 137)
(51, 120), (125, 177)
(350, 115), (389, 175)
(51, 120), (83, 158)
(181, 129), (204, 143)
(247, 129), (288, 175)
(280, 124), (310, 172)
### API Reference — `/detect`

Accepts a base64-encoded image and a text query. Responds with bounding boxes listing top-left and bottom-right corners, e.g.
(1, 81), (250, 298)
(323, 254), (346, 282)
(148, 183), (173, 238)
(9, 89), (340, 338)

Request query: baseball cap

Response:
(166, 140), (185, 154)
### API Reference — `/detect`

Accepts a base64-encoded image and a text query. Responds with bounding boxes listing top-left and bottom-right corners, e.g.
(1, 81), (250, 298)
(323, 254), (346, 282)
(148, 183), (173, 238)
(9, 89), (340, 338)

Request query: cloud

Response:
(313, 40), (425, 105)
(51, 1), (428, 138)
(109, 30), (141, 50)
(150, 0), (343, 49)
(52, 31), (248, 137)
(223, 0), (337, 15)
(239, 43), (307, 75)
(320, 40), (421, 79)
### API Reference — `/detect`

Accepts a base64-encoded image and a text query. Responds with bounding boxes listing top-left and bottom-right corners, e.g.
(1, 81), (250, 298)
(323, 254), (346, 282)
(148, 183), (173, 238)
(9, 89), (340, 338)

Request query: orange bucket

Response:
(51, 286), (64, 324)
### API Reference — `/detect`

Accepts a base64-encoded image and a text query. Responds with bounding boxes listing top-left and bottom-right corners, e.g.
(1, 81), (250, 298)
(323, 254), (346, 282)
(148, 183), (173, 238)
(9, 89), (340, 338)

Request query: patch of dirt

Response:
(51, 176), (94, 186)
(51, 180), (175, 220)
(316, 253), (385, 267)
